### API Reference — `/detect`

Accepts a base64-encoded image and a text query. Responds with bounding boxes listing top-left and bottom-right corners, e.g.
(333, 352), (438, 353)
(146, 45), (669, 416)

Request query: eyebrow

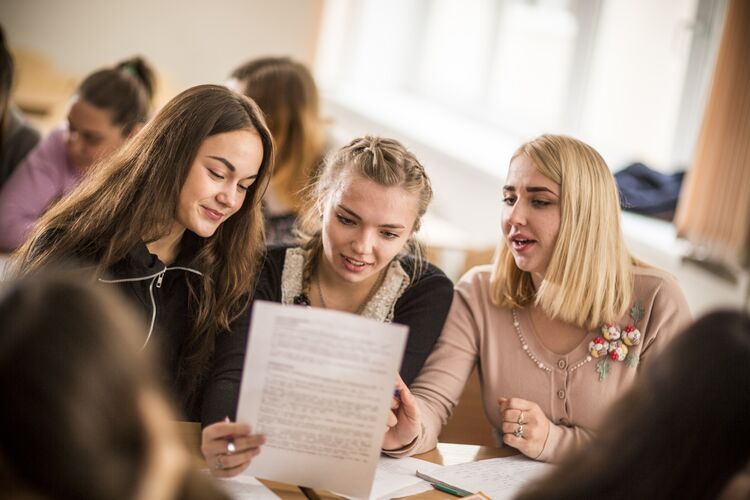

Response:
(208, 155), (258, 179)
(503, 185), (559, 196)
(339, 205), (406, 229)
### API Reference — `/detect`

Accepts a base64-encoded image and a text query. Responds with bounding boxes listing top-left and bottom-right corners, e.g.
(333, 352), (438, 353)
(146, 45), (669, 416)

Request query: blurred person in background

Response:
(0, 56), (155, 251)
(516, 309), (750, 500)
(0, 24), (40, 190)
(228, 56), (326, 245)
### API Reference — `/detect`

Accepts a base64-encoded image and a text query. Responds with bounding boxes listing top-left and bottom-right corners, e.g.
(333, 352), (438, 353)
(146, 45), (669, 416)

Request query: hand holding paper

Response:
(382, 374), (422, 451)
(236, 301), (408, 499)
(201, 419), (265, 478)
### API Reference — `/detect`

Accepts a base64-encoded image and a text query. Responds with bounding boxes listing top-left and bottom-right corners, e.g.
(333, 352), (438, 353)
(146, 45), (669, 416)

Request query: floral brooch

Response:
(588, 302), (644, 381)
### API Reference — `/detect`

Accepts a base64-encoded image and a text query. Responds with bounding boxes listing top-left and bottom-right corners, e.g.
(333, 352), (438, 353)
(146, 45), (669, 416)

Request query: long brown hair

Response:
(15, 85), (274, 399)
(231, 57), (325, 212)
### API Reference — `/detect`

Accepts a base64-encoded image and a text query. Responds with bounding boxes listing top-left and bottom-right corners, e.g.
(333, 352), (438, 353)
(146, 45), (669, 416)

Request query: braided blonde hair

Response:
(296, 136), (432, 290)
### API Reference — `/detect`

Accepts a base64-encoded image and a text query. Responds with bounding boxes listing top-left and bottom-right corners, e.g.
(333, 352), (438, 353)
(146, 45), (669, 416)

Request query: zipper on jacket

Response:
(98, 265), (203, 350)
(155, 270), (165, 289)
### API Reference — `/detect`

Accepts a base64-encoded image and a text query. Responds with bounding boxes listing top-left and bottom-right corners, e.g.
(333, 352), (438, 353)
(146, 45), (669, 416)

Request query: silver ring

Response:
(215, 456), (224, 470)
(514, 424), (524, 438)
(517, 411), (525, 425)
(227, 440), (236, 455)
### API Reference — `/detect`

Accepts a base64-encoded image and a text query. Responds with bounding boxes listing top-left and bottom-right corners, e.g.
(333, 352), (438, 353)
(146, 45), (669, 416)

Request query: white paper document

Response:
(419, 455), (553, 499)
(342, 456), (444, 500)
(216, 475), (280, 499)
(237, 301), (408, 500)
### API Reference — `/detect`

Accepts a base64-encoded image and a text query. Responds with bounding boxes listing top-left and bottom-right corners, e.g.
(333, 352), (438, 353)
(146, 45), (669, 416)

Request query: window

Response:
(316, 0), (724, 175)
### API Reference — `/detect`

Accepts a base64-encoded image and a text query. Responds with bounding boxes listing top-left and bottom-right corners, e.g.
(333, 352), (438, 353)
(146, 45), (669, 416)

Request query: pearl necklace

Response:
(512, 309), (592, 373)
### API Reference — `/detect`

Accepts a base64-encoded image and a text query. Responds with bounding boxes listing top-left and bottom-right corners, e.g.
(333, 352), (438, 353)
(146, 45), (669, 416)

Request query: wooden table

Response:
(176, 422), (516, 499)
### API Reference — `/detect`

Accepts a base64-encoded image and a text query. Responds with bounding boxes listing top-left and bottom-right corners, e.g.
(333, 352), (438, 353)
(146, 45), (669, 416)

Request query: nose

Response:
(66, 131), (83, 157)
(504, 200), (527, 228)
(216, 185), (239, 210)
(351, 229), (375, 256)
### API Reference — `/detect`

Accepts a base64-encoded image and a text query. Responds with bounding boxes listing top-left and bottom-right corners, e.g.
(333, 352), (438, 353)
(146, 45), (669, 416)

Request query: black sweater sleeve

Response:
(200, 308), (251, 425)
(199, 248), (286, 425)
(393, 260), (454, 386)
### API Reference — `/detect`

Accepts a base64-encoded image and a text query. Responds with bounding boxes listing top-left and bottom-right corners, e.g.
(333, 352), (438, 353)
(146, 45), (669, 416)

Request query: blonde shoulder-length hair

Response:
(490, 134), (639, 329)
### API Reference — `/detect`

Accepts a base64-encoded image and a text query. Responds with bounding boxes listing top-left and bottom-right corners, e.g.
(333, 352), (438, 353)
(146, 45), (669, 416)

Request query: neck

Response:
(532, 272), (544, 290)
(146, 224), (185, 266)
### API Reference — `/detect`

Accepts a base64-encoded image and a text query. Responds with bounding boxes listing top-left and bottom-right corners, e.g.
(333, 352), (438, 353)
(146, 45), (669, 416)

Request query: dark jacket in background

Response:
(0, 106), (40, 189)
(614, 162), (685, 221)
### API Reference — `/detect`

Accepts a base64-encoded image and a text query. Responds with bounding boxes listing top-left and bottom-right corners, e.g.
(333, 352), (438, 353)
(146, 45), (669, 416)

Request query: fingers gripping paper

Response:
(237, 301), (408, 499)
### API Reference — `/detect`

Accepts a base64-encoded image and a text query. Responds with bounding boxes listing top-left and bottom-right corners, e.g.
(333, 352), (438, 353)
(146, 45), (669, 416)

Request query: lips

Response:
(341, 254), (373, 273)
(509, 233), (537, 252)
(202, 206), (225, 222)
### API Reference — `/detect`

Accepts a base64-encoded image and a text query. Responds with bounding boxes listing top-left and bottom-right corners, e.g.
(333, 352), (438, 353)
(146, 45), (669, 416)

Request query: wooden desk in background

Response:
(176, 422), (516, 499)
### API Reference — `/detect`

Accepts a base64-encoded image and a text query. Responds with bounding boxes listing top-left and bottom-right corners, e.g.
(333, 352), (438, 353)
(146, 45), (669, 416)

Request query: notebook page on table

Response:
(418, 455), (553, 500)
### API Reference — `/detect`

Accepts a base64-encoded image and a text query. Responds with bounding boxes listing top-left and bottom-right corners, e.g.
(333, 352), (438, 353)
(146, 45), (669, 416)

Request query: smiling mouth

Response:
(343, 255), (372, 268)
(202, 206), (224, 221)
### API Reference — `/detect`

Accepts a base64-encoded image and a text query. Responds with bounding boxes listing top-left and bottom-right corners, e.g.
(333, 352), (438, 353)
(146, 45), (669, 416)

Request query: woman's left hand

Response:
(498, 397), (551, 459)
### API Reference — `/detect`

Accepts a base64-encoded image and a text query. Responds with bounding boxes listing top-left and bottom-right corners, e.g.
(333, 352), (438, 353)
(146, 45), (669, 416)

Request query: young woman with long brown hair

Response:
(14, 84), (273, 444)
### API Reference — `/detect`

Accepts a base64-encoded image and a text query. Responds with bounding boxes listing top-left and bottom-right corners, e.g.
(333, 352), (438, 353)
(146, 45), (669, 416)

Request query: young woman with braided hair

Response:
(201, 135), (454, 477)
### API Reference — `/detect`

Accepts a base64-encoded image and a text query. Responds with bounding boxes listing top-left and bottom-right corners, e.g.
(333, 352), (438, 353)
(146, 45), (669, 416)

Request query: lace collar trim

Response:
(280, 247), (410, 322)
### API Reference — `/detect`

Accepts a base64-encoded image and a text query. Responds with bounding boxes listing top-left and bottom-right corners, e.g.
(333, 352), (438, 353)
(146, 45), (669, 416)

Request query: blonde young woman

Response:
(383, 134), (691, 462)
(228, 57), (326, 245)
(202, 136), (455, 476)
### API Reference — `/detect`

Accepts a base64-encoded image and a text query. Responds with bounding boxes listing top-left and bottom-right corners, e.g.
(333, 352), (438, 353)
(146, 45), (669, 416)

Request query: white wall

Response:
(1, 0), (322, 94)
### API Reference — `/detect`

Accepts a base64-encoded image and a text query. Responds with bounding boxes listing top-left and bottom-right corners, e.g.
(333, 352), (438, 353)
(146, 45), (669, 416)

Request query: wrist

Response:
(383, 433), (418, 452)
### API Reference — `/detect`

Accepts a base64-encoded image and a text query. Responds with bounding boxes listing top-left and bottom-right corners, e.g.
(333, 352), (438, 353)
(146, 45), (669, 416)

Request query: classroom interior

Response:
(2, 0), (748, 316)
(1, 0), (749, 497)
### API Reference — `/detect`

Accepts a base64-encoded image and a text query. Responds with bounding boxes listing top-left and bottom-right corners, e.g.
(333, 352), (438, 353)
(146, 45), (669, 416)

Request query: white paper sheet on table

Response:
(340, 456), (444, 500)
(216, 475), (280, 499)
(418, 455), (554, 499)
(237, 301), (408, 500)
